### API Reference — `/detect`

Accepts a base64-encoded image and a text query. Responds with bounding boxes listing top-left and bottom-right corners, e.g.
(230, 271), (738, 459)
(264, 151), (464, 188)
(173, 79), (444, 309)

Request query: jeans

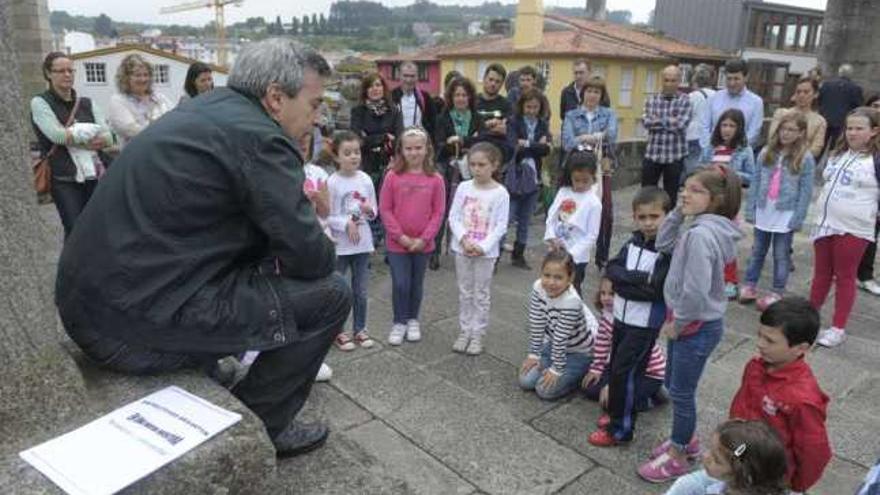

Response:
(810, 234), (870, 328)
(519, 343), (592, 400)
(607, 325), (662, 441)
(455, 254), (496, 338)
(665, 319), (724, 450)
(337, 253), (370, 333)
(51, 179), (97, 238)
(682, 140), (703, 181)
(642, 158), (684, 208)
(509, 191), (539, 244)
(387, 252), (429, 324)
(744, 228), (794, 292)
(63, 273), (351, 439)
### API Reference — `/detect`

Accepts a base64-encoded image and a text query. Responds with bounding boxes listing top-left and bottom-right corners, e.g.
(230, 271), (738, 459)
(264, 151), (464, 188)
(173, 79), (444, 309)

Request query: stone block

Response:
(387, 380), (590, 494)
(558, 467), (654, 495)
(827, 404), (880, 467)
(297, 383), (373, 433)
(275, 420), (475, 495)
(428, 353), (559, 422)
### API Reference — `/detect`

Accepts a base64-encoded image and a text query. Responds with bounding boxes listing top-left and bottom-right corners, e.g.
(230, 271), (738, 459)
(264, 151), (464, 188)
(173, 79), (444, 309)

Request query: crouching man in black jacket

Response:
(55, 38), (351, 457)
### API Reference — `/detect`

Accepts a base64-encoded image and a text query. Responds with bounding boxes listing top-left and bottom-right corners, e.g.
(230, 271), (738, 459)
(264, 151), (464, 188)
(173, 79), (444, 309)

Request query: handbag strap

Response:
(42, 97), (81, 162)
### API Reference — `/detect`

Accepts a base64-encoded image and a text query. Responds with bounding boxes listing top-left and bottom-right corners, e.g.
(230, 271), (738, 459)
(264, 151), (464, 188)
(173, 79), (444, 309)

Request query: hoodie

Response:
(729, 357), (831, 492)
(657, 208), (743, 334)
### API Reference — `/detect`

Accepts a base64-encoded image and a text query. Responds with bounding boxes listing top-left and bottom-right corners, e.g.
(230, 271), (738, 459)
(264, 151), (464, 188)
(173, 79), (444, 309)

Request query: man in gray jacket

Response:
(56, 39), (351, 457)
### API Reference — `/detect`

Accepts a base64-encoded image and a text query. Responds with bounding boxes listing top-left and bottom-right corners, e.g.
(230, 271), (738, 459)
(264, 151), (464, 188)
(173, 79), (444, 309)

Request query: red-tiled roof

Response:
(547, 14), (729, 61)
(69, 44), (228, 73)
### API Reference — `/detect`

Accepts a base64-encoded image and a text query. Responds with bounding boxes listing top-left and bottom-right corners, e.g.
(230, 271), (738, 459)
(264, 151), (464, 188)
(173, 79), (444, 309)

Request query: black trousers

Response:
(858, 219), (880, 282)
(51, 179), (97, 238)
(64, 273), (351, 440)
(641, 158), (684, 208)
(607, 324), (661, 441)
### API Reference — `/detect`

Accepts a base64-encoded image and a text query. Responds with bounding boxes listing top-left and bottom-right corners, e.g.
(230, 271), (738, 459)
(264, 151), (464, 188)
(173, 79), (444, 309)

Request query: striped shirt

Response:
(527, 280), (596, 374)
(589, 311), (666, 380)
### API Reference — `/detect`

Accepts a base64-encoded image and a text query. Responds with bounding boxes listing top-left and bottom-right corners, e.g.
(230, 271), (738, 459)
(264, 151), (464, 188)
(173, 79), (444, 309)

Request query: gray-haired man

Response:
(56, 39), (351, 457)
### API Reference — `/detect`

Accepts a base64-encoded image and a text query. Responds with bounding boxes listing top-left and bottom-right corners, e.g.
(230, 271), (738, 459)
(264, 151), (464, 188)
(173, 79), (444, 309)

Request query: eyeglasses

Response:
(51, 68), (76, 74)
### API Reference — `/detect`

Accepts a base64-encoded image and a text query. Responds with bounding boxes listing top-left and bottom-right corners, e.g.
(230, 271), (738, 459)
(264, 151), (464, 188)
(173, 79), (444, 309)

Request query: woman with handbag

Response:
(31, 52), (113, 238)
(506, 88), (552, 270)
(561, 76), (618, 269)
(433, 76), (483, 270)
(350, 73), (404, 248)
(108, 54), (171, 149)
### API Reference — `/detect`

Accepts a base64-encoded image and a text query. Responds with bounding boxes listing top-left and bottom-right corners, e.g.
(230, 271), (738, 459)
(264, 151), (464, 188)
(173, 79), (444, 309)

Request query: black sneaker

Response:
(272, 420), (329, 458)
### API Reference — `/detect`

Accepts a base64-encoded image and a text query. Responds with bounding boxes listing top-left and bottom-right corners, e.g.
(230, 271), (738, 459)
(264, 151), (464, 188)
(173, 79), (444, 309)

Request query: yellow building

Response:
(435, 0), (728, 139)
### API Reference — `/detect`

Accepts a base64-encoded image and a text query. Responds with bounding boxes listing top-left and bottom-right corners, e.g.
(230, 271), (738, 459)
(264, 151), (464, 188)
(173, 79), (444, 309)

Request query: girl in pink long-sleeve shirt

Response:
(379, 127), (447, 346)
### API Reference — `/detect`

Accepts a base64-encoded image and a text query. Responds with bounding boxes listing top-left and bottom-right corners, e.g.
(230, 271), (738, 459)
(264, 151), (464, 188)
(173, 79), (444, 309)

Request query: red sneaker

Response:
(588, 428), (628, 447)
(596, 414), (611, 429)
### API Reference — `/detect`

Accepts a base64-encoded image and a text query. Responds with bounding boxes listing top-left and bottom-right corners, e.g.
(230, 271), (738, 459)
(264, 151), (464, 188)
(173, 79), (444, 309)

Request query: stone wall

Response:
(8, 0), (53, 106)
(819, 0), (880, 97)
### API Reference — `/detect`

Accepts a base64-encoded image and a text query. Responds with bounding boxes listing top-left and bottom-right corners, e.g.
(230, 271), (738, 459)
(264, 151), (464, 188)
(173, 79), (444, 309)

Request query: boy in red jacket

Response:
(666, 296), (831, 494)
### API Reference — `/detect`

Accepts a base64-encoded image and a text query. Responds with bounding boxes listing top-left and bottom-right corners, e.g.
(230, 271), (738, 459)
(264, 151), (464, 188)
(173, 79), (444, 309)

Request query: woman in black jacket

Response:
(431, 76), (483, 270)
(506, 88), (551, 269)
(350, 73), (403, 245)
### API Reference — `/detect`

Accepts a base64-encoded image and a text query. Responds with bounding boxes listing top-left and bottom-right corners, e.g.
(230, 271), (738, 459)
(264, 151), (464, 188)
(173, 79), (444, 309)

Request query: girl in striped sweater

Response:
(519, 250), (598, 400)
(582, 277), (667, 424)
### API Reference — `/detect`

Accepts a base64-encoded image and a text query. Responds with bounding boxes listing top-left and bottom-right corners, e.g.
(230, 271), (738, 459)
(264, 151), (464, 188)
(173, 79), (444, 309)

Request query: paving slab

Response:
(828, 403), (880, 467)
(557, 466), (647, 495)
(297, 383), (373, 433)
(387, 380), (591, 494)
(275, 419), (475, 495)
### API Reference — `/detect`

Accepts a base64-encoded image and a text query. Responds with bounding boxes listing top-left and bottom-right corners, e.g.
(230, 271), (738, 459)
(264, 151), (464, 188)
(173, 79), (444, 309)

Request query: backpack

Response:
(504, 157), (539, 196)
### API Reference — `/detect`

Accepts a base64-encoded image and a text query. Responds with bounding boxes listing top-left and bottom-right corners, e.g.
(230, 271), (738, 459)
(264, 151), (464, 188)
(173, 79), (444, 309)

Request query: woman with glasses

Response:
(31, 52), (113, 238)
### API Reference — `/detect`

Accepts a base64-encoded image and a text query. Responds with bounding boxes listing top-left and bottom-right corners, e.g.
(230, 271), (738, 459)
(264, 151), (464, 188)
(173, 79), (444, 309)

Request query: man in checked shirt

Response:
(641, 65), (692, 207)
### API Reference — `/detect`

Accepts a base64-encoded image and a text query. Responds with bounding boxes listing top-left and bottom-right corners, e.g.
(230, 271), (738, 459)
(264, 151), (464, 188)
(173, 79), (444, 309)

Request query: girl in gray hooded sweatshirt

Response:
(637, 165), (743, 484)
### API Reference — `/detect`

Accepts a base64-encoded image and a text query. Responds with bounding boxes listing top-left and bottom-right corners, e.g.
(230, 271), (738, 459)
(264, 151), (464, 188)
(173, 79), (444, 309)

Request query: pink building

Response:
(375, 47), (444, 97)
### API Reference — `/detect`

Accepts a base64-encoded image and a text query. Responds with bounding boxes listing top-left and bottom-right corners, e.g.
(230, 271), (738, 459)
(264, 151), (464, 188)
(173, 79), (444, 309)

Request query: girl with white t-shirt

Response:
(448, 142), (510, 355)
(809, 107), (880, 348)
(740, 111), (815, 310)
(327, 131), (378, 351)
(544, 149), (602, 299)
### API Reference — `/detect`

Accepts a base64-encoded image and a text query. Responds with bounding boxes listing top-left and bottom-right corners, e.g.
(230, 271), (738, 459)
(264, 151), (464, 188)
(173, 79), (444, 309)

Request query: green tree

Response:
(290, 16), (299, 35)
(273, 15), (283, 35)
(93, 13), (114, 37)
(318, 13), (327, 35)
(606, 10), (633, 25)
(301, 15), (310, 35)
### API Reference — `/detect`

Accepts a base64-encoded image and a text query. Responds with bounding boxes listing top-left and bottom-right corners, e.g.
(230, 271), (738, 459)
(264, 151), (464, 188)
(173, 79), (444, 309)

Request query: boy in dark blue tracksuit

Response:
(589, 186), (672, 446)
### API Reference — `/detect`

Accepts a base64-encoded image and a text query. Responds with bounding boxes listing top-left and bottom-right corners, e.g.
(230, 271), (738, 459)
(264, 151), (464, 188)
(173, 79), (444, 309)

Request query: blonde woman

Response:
(108, 54), (171, 148)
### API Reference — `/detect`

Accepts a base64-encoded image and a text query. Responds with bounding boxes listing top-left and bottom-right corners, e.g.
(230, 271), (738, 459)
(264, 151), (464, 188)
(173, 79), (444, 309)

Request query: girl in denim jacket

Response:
(740, 111), (815, 310)
(701, 108), (755, 299)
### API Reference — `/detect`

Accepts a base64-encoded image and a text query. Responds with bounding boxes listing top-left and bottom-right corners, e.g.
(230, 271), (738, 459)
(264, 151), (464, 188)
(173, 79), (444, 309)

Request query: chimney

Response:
(489, 18), (512, 36)
(585, 0), (607, 21)
(514, 0), (544, 50)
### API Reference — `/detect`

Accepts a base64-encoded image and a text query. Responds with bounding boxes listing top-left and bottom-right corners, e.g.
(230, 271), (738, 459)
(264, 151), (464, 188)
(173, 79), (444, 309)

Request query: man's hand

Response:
(517, 139), (529, 148)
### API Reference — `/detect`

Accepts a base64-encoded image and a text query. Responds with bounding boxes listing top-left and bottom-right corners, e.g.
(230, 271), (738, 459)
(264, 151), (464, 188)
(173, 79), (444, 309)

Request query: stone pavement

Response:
(43, 184), (879, 494)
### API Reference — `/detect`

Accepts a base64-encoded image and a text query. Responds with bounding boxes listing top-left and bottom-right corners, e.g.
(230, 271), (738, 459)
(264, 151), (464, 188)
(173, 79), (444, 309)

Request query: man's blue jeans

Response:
(665, 319), (724, 450)
(744, 228), (794, 293)
(387, 252), (429, 324)
(519, 342), (592, 400)
(337, 253), (370, 332)
(683, 140), (704, 181)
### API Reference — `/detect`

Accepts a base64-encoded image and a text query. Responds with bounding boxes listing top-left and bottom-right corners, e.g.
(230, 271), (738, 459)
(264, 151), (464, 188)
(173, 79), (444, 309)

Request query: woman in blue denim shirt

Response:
(561, 76), (618, 268)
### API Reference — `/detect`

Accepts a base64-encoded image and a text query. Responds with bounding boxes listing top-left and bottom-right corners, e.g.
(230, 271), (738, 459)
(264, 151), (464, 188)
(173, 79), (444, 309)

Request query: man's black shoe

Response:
(272, 420), (329, 458)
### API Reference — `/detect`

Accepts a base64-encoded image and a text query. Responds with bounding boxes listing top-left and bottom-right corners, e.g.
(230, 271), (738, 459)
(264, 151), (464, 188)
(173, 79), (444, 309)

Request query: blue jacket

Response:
(508, 115), (551, 163)
(562, 106), (618, 152)
(745, 150), (816, 231)
(700, 145), (755, 186)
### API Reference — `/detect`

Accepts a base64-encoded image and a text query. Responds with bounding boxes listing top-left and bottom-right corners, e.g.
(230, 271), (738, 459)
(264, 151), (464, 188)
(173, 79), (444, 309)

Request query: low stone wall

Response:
(542, 138), (647, 191)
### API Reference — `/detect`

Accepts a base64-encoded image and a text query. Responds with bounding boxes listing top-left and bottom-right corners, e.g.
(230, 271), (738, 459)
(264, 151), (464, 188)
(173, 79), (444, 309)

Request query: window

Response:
(536, 60), (551, 86)
(813, 24), (822, 51)
(454, 60), (465, 76)
(784, 19), (799, 50)
(644, 70), (657, 95)
(84, 62), (106, 84)
(678, 64), (693, 88)
(391, 63), (401, 81)
(797, 24), (809, 50)
(153, 64), (170, 85)
(619, 67), (634, 107)
(592, 65), (607, 79)
(477, 60), (488, 82)
(417, 63), (429, 82)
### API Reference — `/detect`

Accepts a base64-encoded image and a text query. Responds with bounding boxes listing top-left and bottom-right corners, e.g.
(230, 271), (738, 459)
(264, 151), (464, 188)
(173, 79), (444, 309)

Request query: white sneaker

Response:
(859, 279), (880, 296)
(452, 331), (469, 353)
(465, 336), (483, 355)
(388, 324), (407, 346)
(405, 319), (421, 342)
(316, 362), (333, 382)
(817, 327), (846, 348)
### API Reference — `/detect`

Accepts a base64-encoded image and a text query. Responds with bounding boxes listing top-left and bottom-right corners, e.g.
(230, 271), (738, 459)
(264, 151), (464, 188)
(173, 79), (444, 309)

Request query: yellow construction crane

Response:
(159, 0), (242, 68)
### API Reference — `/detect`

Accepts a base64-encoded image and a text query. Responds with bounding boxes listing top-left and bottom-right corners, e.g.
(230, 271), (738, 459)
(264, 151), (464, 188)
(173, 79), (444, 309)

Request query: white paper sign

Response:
(20, 386), (242, 495)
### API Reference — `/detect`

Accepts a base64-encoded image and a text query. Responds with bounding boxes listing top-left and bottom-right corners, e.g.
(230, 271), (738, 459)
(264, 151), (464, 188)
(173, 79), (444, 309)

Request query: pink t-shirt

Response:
(379, 170), (446, 254)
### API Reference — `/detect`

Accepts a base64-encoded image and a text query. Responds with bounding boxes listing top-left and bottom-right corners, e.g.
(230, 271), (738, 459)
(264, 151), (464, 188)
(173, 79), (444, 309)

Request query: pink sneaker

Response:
(638, 451), (693, 483)
(738, 285), (758, 304)
(756, 292), (782, 312)
(649, 437), (701, 460)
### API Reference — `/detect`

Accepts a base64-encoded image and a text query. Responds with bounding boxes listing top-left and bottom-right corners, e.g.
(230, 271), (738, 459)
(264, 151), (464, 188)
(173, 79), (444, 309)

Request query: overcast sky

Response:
(48, 0), (827, 27)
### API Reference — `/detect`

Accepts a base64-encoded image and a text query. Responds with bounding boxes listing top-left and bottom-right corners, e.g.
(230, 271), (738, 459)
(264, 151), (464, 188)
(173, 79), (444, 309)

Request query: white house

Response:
(69, 45), (228, 116)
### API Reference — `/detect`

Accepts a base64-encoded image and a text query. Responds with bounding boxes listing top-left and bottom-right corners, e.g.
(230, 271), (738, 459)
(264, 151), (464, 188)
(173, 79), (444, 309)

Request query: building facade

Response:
(69, 45), (228, 116)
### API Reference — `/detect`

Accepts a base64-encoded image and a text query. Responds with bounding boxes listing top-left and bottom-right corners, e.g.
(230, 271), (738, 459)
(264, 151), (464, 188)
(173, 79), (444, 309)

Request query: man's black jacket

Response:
(56, 87), (335, 353)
